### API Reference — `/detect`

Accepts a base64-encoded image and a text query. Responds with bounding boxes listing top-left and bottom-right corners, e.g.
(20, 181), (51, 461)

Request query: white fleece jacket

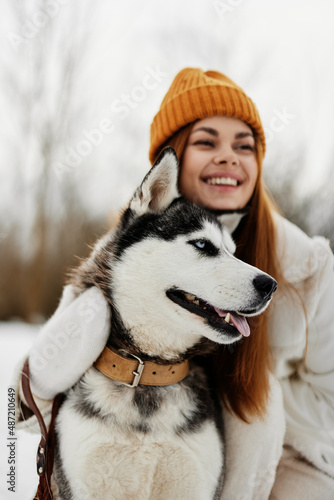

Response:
(268, 212), (334, 478)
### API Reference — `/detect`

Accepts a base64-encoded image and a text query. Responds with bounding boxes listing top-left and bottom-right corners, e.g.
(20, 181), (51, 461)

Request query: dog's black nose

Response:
(253, 275), (277, 300)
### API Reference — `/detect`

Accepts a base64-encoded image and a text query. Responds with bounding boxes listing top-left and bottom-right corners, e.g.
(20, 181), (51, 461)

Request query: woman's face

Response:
(179, 116), (258, 210)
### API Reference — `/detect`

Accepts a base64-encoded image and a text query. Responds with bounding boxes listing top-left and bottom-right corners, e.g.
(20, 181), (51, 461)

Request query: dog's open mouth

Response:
(166, 289), (250, 337)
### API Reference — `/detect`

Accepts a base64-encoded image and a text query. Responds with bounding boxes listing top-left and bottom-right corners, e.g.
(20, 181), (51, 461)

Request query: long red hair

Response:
(156, 123), (285, 422)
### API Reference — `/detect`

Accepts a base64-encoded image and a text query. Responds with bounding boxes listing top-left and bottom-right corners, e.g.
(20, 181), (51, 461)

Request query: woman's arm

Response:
(281, 255), (334, 477)
(14, 285), (111, 431)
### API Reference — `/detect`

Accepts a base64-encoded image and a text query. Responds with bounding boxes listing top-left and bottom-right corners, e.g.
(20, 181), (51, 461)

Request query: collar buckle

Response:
(95, 346), (190, 387)
(123, 353), (145, 388)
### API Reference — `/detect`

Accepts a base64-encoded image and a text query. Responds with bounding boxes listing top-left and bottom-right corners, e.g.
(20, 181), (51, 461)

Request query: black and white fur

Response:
(53, 148), (277, 500)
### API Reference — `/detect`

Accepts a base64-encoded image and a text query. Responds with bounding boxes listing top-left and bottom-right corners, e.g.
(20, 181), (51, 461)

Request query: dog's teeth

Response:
(184, 293), (201, 306)
(225, 312), (231, 324)
(184, 293), (196, 302)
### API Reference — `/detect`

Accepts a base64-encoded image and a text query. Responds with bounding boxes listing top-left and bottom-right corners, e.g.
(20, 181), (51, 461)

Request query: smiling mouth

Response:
(203, 177), (241, 187)
(166, 289), (250, 337)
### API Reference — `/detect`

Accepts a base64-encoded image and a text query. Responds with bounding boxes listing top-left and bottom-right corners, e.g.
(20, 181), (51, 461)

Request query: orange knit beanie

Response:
(149, 67), (265, 164)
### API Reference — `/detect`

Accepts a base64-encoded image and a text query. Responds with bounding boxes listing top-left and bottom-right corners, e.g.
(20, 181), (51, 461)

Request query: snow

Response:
(0, 323), (40, 499)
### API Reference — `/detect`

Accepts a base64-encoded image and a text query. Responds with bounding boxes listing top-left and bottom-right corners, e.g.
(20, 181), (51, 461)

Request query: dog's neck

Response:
(94, 345), (190, 387)
(107, 308), (216, 365)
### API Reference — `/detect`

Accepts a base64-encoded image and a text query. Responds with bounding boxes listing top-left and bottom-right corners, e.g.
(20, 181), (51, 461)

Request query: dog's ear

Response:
(216, 211), (247, 234)
(129, 147), (179, 215)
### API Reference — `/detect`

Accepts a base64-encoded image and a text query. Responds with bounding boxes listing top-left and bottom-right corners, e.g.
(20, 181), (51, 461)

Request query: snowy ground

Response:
(0, 322), (40, 500)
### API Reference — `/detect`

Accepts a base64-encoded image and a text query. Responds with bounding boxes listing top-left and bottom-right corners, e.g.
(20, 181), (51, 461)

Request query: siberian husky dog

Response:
(53, 148), (277, 500)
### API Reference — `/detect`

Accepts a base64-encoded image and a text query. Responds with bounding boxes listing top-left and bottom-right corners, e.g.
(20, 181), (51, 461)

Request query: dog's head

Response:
(94, 147), (277, 360)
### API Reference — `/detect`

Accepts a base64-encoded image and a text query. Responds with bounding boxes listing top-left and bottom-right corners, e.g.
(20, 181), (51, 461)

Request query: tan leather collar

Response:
(94, 346), (189, 387)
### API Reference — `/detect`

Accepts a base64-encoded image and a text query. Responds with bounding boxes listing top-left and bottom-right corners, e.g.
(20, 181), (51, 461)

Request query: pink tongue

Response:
(230, 313), (250, 337)
(214, 307), (250, 337)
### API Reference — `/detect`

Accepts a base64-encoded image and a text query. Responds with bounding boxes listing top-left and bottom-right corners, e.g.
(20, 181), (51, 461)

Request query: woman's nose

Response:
(213, 147), (239, 166)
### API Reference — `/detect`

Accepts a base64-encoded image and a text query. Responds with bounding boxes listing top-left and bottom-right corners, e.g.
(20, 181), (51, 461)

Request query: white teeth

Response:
(184, 293), (196, 301)
(225, 312), (231, 324)
(207, 177), (238, 186)
(184, 292), (201, 306)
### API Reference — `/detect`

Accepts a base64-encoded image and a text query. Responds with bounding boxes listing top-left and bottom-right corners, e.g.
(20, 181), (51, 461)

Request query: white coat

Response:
(268, 212), (334, 477)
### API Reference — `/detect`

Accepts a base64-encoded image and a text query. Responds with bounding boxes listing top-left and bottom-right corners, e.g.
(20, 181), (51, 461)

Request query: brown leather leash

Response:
(21, 359), (64, 500)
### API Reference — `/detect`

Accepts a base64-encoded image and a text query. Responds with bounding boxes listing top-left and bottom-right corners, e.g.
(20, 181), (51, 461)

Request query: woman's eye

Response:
(237, 144), (255, 152)
(193, 140), (214, 147)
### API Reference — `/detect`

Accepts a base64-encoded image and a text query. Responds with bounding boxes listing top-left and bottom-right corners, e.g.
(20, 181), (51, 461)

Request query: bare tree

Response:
(0, 0), (105, 321)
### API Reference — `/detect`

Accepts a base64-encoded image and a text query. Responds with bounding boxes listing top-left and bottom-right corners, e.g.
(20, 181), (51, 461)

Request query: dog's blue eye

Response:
(188, 239), (219, 257)
(195, 240), (206, 249)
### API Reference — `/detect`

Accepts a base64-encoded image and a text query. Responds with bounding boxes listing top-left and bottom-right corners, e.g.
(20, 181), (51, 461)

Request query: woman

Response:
(16, 68), (334, 499)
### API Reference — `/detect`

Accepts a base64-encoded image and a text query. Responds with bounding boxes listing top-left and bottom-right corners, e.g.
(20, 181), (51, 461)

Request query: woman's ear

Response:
(129, 147), (180, 216)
